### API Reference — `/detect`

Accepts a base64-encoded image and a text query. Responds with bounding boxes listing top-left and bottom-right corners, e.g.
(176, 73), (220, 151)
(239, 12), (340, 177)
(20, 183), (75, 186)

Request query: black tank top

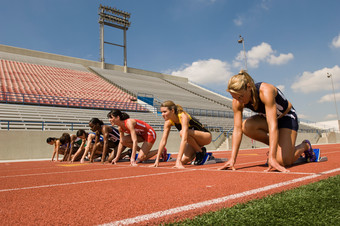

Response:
(244, 82), (291, 117)
(171, 112), (209, 133)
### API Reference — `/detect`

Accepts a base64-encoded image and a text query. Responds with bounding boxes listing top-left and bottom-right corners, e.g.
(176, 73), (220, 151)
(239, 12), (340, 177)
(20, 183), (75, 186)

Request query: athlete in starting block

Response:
(151, 100), (212, 168)
(218, 70), (318, 172)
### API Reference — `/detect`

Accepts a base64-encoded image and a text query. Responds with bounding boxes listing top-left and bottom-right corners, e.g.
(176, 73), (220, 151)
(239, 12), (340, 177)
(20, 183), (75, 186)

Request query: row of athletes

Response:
(46, 100), (212, 169)
(47, 71), (316, 172)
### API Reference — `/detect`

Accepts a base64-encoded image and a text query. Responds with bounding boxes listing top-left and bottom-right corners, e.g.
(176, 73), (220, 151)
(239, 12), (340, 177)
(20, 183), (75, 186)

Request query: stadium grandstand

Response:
(0, 44), (330, 161)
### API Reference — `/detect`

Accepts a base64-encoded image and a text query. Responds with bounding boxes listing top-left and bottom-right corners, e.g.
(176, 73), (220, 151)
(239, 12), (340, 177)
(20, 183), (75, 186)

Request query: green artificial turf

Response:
(165, 175), (340, 225)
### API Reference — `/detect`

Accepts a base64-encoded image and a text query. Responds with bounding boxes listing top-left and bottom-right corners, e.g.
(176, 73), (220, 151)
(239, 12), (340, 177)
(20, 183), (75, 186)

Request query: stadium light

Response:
(238, 35), (247, 72)
(327, 72), (340, 130)
(99, 4), (131, 72)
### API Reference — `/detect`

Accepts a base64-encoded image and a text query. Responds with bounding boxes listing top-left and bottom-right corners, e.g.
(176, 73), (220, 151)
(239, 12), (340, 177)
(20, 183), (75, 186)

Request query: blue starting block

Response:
(164, 153), (172, 162)
(200, 152), (212, 165)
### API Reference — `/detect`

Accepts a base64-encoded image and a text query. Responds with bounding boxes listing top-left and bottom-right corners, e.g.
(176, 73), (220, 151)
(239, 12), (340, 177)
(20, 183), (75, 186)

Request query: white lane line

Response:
(0, 169), (190, 193)
(100, 168), (340, 226)
(196, 168), (316, 175)
(139, 164), (316, 176)
(0, 166), (129, 178)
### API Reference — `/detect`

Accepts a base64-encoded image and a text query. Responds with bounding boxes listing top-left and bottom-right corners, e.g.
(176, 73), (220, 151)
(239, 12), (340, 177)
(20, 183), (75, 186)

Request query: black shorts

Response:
(278, 110), (299, 131)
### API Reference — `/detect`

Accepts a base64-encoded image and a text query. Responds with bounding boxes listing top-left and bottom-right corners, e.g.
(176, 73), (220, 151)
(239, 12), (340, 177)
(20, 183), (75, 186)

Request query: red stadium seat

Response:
(0, 59), (144, 111)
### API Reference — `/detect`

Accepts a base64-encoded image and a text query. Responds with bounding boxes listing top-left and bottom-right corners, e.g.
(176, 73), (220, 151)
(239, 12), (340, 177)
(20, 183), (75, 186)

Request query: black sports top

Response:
(100, 125), (120, 145)
(244, 82), (292, 118)
(170, 112), (209, 133)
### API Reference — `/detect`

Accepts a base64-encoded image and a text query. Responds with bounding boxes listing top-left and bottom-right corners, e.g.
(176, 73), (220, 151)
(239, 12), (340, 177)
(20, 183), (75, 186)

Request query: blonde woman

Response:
(218, 70), (315, 173)
(152, 101), (212, 169)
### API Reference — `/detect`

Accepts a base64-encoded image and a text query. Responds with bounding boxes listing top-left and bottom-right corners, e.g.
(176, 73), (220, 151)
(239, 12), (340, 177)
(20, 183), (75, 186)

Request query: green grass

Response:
(165, 175), (340, 226)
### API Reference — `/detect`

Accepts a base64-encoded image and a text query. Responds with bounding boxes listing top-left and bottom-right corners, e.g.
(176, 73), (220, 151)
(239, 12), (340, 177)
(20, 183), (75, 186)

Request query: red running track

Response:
(0, 144), (339, 225)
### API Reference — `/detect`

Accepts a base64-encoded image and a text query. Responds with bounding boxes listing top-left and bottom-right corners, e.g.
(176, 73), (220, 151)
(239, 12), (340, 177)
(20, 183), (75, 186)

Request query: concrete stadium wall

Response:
(0, 130), (337, 161)
(0, 131), (221, 161)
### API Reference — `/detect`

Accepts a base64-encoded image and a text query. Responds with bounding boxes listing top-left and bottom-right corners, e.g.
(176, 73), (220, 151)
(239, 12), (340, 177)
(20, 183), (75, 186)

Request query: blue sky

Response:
(1, 0), (340, 123)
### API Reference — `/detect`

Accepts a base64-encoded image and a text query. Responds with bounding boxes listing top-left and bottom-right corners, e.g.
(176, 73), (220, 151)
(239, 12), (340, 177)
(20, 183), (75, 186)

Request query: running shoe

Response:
(162, 147), (168, 162)
(303, 140), (316, 162)
(194, 147), (207, 165)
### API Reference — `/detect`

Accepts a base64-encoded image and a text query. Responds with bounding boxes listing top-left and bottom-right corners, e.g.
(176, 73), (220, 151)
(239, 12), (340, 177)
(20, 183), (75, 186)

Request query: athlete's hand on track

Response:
(265, 158), (290, 173)
(130, 161), (138, 167)
(150, 159), (159, 167)
(218, 159), (236, 170)
(111, 158), (118, 165)
(173, 162), (185, 169)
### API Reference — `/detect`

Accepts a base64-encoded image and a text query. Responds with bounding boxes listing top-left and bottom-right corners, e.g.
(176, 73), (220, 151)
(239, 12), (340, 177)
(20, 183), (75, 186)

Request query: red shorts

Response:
(142, 127), (156, 144)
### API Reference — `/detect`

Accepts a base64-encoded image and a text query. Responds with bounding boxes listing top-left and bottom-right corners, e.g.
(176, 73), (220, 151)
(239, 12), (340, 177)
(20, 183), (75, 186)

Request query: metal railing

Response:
(0, 120), (227, 132)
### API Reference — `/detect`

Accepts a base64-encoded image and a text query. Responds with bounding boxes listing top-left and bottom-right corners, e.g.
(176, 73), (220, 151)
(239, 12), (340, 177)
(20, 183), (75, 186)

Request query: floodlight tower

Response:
(327, 72), (340, 130)
(99, 4), (131, 72)
(238, 35), (247, 72)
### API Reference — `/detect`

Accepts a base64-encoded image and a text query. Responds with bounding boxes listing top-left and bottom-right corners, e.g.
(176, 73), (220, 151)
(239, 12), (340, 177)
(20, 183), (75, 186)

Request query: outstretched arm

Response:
(89, 132), (100, 162)
(51, 142), (58, 161)
(72, 137), (86, 162)
(151, 121), (171, 167)
(112, 128), (125, 164)
(101, 126), (110, 163)
(126, 119), (139, 166)
(173, 113), (190, 169)
(219, 99), (243, 170)
(261, 84), (289, 173)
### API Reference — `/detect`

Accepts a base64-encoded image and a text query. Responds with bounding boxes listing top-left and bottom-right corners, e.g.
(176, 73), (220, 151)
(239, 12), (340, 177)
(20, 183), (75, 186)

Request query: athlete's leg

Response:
(181, 143), (196, 164)
(242, 115), (269, 145)
(275, 128), (297, 166)
(180, 130), (212, 152)
(120, 135), (143, 149)
(277, 129), (311, 166)
(80, 135), (95, 163)
(107, 145), (118, 162)
(90, 142), (103, 162)
(137, 141), (156, 161)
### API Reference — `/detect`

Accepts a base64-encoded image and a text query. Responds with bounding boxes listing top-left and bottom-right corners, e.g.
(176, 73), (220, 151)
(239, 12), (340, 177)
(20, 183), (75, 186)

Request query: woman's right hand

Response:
(218, 159), (236, 170)
(173, 161), (185, 169)
(111, 158), (118, 165)
(150, 159), (160, 167)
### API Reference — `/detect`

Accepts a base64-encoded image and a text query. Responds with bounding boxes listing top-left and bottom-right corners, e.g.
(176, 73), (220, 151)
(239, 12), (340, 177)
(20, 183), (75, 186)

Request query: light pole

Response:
(238, 35), (247, 72)
(327, 72), (340, 131)
(99, 5), (131, 72)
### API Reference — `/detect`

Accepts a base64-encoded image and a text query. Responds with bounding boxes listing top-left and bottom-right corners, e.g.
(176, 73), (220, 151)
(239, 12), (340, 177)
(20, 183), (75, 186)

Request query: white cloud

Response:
(171, 59), (232, 84)
(267, 53), (294, 65)
(332, 34), (340, 48)
(298, 113), (308, 119)
(325, 114), (338, 120)
(233, 16), (243, 26)
(318, 92), (340, 103)
(291, 65), (340, 94)
(260, 0), (271, 10)
(233, 42), (293, 68)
